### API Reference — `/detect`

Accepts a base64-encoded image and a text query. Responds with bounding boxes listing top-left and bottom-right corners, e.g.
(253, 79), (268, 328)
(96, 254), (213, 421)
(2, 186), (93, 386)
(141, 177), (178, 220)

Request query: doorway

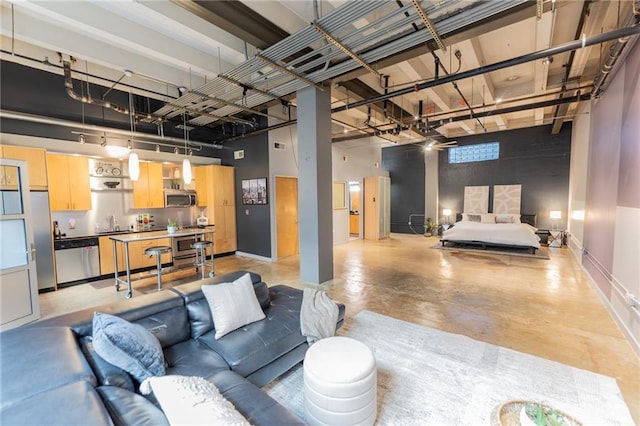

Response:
(275, 176), (299, 259)
(0, 159), (40, 330)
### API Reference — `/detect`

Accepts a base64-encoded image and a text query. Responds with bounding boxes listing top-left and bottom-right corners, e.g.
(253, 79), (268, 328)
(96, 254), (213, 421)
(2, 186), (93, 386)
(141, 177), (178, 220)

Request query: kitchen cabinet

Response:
(0, 146), (48, 190)
(194, 165), (237, 254)
(130, 237), (172, 270)
(132, 162), (164, 208)
(98, 236), (126, 275)
(46, 154), (92, 211)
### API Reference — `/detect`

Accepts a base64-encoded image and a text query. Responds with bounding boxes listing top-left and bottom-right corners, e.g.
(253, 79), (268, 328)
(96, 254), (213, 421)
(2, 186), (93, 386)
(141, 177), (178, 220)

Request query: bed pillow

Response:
(140, 375), (250, 426)
(202, 272), (266, 339)
(495, 214), (521, 224)
(480, 213), (495, 224)
(92, 312), (166, 383)
(465, 213), (481, 222)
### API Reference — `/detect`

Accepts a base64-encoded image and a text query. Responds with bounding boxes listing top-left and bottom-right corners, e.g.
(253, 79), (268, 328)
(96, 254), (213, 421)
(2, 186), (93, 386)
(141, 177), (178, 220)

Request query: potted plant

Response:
(424, 218), (436, 237)
(520, 401), (573, 426)
(167, 219), (177, 234)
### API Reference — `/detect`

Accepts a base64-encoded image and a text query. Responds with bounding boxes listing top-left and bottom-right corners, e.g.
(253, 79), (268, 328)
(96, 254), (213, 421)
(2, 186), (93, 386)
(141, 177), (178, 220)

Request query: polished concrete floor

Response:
(39, 233), (639, 423)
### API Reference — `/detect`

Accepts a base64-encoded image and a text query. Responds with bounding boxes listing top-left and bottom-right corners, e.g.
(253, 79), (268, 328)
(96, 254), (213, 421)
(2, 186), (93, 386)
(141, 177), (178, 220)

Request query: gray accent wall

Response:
(438, 124), (572, 230)
(222, 118), (272, 259)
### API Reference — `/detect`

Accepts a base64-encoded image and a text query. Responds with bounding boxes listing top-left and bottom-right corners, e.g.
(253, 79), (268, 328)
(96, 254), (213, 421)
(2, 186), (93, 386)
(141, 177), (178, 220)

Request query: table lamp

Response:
(550, 210), (561, 230)
(443, 209), (452, 225)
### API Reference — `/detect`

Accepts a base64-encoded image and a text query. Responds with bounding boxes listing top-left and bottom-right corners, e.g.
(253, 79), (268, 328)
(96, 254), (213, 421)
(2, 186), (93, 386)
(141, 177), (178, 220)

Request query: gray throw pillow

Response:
(467, 214), (481, 222)
(92, 312), (166, 383)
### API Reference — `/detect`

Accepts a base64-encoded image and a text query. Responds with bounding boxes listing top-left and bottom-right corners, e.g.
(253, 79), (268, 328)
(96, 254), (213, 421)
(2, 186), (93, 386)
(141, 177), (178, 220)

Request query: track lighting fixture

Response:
(79, 134), (85, 144)
(156, 144), (160, 153)
(174, 147), (179, 155)
(100, 135), (107, 147)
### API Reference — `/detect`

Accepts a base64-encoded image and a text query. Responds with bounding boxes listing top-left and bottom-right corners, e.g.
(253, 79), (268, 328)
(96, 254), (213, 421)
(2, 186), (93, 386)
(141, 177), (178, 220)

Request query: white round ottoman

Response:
(304, 336), (377, 426)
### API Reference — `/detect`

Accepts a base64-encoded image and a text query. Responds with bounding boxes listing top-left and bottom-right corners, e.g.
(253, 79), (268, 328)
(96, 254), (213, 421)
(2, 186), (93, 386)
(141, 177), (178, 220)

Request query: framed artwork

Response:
(242, 177), (268, 205)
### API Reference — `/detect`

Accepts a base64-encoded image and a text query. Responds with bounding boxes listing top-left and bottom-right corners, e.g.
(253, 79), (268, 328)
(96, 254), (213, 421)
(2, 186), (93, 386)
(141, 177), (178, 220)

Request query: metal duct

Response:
(333, 24), (640, 113)
(591, 1), (640, 98)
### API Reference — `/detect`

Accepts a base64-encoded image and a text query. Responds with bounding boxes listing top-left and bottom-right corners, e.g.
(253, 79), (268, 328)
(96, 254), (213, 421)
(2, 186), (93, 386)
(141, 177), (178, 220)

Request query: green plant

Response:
(167, 218), (177, 227)
(524, 402), (569, 426)
(424, 217), (436, 233)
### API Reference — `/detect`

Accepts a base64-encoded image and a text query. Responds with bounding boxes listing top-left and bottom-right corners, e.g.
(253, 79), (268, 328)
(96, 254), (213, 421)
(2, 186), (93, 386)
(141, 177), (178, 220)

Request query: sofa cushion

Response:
(92, 312), (166, 383)
(209, 370), (305, 426)
(163, 339), (229, 378)
(172, 271), (270, 339)
(97, 386), (169, 426)
(0, 380), (112, 426)
(0, 327), (96, 410)
(197, 285), (308, 378)
(140, 375), (250, 426)
(80, 336), (135, 392)
(202, 273), (266, 339)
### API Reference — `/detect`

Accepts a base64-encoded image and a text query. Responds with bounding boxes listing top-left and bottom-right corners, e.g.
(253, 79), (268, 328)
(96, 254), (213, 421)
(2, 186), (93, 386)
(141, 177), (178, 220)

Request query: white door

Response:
(0, 158), (40, 330)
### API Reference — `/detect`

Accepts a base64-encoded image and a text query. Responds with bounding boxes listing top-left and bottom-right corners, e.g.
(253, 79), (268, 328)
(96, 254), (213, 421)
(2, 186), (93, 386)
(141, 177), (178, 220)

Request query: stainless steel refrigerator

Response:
(30, 191), (55, 290)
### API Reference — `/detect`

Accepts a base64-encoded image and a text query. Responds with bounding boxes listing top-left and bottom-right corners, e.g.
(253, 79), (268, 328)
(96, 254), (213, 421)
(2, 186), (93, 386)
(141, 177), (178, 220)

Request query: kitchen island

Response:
(110, 228), (215, 298)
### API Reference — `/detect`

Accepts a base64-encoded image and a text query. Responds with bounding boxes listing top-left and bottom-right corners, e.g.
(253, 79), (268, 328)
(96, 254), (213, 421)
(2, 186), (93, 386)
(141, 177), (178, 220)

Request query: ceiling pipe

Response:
(0, 109), (209, 150)
(332, 24), (640, 113)
(591, 1), (640, 98)
(551, 0), (592, 134)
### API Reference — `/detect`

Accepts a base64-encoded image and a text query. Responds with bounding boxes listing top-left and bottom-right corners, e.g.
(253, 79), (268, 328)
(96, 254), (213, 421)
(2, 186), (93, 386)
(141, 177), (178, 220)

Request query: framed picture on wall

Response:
(242, 177), (268, 205)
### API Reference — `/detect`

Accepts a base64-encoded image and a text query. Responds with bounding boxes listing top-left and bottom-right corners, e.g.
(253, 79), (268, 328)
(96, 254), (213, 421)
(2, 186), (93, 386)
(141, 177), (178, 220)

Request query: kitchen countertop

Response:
(108, 227), (214, 242)
(53, 225), (215, 242)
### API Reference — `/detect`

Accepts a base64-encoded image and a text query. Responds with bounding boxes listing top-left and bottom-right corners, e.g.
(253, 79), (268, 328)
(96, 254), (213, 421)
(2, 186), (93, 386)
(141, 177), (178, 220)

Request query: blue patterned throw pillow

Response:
(92, 312), (166, 383)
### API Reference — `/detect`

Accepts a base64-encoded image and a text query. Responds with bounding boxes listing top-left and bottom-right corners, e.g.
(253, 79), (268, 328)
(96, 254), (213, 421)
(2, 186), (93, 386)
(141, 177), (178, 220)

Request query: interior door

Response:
(276, 176), (299, 259)
(0, 158), (40, 330)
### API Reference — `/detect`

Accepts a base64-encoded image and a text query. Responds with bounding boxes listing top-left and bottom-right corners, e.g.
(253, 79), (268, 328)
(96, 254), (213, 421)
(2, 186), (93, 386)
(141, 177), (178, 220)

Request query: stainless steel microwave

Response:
(164, 189), (197, 207)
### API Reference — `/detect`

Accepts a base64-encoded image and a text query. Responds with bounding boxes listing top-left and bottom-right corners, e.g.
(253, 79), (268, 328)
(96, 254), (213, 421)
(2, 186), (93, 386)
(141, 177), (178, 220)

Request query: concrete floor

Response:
(39, 233), (639, 423)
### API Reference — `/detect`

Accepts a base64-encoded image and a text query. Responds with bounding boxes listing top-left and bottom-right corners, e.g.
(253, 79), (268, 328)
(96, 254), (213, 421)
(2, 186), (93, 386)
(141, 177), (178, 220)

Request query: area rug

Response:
(431, 242), (550, 259)
(263, 310), (633, 425)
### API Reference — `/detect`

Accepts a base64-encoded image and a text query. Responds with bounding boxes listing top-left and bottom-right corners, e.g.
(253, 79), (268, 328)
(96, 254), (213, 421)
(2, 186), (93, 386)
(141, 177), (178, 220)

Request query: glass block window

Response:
(448, 142), (499, 164)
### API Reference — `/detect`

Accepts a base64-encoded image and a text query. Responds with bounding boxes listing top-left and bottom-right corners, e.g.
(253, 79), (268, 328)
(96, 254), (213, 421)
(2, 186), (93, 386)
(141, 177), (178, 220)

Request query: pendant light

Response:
(128, 92), (140, 181)
(182, 111), (192, 184)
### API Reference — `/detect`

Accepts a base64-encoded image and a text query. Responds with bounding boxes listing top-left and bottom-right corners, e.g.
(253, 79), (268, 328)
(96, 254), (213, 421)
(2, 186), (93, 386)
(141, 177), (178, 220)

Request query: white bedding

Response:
(442, 221), (540, 249)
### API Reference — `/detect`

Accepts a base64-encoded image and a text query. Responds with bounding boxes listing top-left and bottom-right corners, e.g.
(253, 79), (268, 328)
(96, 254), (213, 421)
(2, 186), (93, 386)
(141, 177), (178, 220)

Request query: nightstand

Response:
(549, 229), (567, 247)
(535, 229), (551, 245)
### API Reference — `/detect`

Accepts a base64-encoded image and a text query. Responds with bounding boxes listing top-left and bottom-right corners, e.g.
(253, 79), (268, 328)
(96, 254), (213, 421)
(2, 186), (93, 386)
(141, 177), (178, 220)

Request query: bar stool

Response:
(144, 246), (172, 290)
(191, 240), (214, 279)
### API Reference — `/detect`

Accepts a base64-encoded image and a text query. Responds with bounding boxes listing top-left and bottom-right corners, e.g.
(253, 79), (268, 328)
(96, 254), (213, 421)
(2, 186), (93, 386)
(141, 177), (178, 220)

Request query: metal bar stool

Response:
(144, 246), (172, 290)
(191, 240), (214, 279)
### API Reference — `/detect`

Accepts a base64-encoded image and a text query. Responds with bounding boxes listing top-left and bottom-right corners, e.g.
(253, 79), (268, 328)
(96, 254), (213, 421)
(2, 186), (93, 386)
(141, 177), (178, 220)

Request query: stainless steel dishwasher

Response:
(54, 236), (100, 286)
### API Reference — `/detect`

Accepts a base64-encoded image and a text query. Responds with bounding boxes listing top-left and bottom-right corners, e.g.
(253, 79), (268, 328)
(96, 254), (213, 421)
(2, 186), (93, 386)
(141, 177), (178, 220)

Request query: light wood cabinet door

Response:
(46, 154), (91, 211)
(147, 163), (164, 208)
(2, 146), (48, 189)
(195, 166), (209, 207)
(47, 154), (72, 210)
(212, 165), (235, 206)
(132, 162), (164, 208)
(67, 156), (91, 210)
(214, 204), (237, 254)
(99, 236), (126, 275)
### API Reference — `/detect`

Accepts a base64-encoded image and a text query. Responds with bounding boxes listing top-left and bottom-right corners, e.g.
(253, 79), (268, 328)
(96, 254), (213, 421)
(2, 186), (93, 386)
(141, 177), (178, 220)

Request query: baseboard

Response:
(235, 251), (273, 263)
(575, 252), (640, 356)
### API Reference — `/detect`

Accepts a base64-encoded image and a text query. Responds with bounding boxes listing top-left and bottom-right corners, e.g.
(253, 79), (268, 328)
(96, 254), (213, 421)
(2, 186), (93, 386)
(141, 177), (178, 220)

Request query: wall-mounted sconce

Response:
(571, 210), (585, 220)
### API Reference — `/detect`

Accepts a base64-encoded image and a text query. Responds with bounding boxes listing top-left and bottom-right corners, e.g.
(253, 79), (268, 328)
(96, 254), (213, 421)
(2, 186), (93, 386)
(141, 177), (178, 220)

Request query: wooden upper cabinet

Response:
(1, 146), (48, 190)
(213, 165), (235, 206)
(46, 154), (91, 211)
(132, 162), (164, 209)
(195, 166), (209, 207)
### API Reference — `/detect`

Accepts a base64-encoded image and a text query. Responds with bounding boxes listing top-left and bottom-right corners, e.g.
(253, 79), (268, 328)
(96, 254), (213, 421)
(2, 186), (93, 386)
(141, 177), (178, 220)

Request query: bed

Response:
(440, 213), (540, 254)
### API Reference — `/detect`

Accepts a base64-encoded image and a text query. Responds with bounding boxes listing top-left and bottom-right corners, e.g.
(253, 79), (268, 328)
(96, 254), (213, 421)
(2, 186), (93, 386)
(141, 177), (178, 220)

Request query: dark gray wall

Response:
(221, 118), (272, 258)
(382, 144), (426, 234)
(438, 124), (572, 229)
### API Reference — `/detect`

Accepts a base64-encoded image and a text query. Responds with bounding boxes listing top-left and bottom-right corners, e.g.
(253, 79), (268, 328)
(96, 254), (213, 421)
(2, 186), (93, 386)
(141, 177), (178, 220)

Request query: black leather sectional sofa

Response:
(0, 270), (345, 425)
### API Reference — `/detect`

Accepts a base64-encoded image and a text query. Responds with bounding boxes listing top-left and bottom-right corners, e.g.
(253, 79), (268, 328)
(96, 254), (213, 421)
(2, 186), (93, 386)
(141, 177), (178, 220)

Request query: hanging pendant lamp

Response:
(182, 111), (192, 184)
(128, 92), (140, 181)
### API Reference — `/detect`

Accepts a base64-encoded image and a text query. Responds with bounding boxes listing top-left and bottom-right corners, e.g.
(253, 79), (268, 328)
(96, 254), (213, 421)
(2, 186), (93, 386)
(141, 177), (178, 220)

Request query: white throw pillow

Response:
(202, 273), (266, 339)
(140, 375), (250, 426)
(480, 213), (495, 224)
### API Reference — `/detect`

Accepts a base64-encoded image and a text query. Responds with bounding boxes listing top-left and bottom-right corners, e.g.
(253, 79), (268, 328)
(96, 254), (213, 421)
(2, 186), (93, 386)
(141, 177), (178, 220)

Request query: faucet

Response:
(107, 214), (115, 232)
